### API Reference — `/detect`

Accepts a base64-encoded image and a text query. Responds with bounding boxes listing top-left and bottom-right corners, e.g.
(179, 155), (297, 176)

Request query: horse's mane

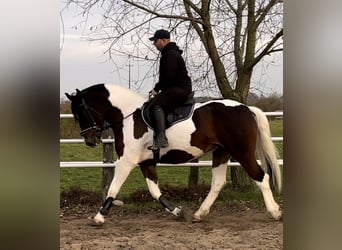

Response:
(80, 83), (108, 96)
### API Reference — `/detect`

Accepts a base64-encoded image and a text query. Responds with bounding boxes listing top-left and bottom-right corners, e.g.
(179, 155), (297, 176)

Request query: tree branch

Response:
(255, 0), (280, 29)
(249, 28), (283, 69)
(121, 0), (205, 25)
(183, 0), (201, 15)
(234, 0), (244, 72)
(183, 0), (207, 51)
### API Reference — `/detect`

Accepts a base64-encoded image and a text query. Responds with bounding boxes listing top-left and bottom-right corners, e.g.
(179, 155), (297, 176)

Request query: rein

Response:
(78, 98), (110, 137)
(78, 97), (133, 137)
(123, 112), (134, 120)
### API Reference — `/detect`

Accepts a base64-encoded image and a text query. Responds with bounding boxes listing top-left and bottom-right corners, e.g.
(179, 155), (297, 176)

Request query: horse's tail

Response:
(249, 107), (282, 193)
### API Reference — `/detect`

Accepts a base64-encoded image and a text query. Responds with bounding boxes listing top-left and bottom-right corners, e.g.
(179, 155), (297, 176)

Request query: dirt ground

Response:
(60, 205), (283, 249)
(60, 186), (282, 249)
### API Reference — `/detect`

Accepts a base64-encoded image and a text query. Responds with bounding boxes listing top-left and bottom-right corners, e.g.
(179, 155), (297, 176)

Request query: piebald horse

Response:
(66, 83), (282, 224)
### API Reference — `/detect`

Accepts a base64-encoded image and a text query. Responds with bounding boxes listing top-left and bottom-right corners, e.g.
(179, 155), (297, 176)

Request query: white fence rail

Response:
(60, 111), (283, 168)
(60, 160), (283, 168)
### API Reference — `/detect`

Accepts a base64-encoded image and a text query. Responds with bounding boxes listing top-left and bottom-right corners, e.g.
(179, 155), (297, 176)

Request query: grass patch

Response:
(270, 119), (283, 136)
(60, 144), (103, 161)
(270, 119), (283, 158)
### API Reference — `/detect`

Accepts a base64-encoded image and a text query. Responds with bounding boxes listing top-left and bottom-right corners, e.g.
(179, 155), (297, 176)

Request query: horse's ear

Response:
(65, 93), (73, 101)
(76, 89), (81, 95)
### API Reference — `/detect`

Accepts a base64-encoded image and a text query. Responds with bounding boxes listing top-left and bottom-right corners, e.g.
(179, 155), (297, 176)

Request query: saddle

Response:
(142, 92), (195, 129)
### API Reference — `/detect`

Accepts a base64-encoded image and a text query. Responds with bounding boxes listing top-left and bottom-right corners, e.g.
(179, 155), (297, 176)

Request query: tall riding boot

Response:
(149, 106), (169, 150)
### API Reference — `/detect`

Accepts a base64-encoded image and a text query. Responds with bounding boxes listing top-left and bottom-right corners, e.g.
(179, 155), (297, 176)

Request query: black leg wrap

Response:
(100, 197), (114, 215)
(159, 195), (175, 212)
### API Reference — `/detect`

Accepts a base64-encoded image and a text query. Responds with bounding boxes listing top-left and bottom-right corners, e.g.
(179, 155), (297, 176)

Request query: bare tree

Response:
(62, 0), (282, 101)
(62, 0), (283, 188)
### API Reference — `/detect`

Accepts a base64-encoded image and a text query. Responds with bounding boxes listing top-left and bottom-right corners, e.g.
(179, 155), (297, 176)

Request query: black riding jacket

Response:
(154, 42), (192, 93)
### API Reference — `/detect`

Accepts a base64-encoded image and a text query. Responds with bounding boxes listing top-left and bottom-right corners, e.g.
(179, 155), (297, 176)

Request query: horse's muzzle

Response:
(84, 136), (100, 147)
(85, 141), (97, 148)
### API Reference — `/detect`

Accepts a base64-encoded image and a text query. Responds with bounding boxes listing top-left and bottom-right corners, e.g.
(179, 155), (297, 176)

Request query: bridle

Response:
(78, 97), (110, 138)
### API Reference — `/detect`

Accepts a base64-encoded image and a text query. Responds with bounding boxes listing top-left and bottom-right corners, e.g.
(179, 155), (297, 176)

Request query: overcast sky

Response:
(60, 7), (283, 100)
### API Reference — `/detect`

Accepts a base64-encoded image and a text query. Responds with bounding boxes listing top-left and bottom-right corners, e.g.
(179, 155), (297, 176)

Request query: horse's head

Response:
(65, 87), (109, 147)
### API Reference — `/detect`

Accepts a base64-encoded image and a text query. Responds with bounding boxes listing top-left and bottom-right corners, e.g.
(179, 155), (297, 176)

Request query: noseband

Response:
(78, 97), (110, 138)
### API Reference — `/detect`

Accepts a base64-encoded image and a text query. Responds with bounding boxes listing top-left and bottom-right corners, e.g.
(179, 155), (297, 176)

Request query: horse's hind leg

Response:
(140, 164), (182, 217)
(193, 148), (229, 222)
(254, 171), (282, 220)
(238, 155), (282, 220)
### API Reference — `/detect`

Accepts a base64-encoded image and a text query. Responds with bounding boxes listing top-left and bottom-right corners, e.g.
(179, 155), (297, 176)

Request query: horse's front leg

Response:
(93, 160), (135, 224)
(140, 164), (182, 217)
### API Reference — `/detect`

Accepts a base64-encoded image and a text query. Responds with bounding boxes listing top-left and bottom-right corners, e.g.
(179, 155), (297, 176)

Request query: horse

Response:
(65, 83), (282, 224)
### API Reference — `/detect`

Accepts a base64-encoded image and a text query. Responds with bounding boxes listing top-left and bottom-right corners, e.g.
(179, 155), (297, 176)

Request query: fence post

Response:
(102, 129), (114, 202)
(188, 158), (199, 187)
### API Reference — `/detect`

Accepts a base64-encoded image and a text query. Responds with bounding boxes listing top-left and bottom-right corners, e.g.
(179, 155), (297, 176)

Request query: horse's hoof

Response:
(192, 215), (202, 223)
(93, 212), (105, 224)
(275, 211), (283, 221)
(87, 218), (103, 227)
(271, 210), (282, 221)
(171, 206), (182, 217)
(267, 210), (282, 221)
(176, 207), (186, 221)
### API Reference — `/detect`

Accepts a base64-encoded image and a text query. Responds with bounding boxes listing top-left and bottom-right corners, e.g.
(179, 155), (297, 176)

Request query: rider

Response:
(148, 29), (192, 150)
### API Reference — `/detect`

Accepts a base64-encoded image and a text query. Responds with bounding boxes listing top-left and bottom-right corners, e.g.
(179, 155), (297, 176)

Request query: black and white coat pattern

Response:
(66, 83), (282, 225)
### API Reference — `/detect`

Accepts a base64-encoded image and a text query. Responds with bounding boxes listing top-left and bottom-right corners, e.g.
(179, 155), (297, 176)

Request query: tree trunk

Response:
(230, 71), (254, 190)
(230, 165), (254, 190)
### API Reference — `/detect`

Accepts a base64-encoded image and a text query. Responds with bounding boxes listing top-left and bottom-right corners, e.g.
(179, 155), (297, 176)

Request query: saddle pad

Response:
(142, 103), (195, 130)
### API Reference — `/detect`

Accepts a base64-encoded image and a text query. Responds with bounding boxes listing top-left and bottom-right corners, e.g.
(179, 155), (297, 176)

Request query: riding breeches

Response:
(149, 86), (190, 118)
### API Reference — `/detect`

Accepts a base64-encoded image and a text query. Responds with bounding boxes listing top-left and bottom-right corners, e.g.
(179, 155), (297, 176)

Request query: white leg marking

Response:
(145, 178), (162, 200)
(107, 161), (136, 198)
(93, 212), (105, 224)
(194, 164), (227, 221)
(255, 173), (282, 220)
(146, 178), (182, 216)
(93, 160), (135, 224)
